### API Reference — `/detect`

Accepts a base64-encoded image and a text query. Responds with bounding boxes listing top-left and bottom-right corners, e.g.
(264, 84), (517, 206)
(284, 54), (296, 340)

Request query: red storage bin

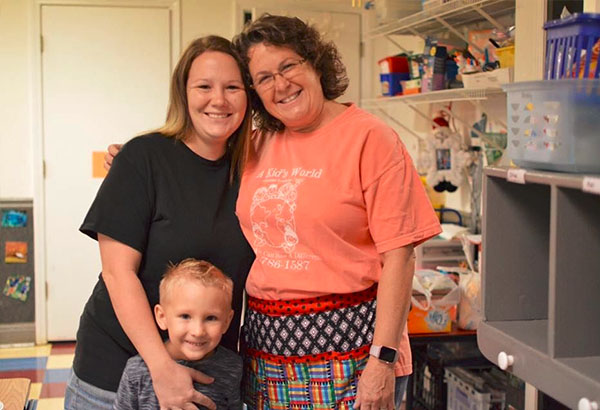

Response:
(378, 56), (409, 74)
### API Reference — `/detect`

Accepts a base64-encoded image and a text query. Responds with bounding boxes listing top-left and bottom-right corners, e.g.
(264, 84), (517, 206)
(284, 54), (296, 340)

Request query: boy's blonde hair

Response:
(159, 259), (233, 307)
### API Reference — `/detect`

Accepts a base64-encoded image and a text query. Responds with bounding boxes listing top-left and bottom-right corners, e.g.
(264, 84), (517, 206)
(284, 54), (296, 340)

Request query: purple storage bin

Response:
(544, 13), (600, 80)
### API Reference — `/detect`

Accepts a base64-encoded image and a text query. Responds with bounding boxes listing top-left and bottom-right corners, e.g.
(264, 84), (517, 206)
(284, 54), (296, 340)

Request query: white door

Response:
(42, 4), (173, 340)
(252, 8), (361, 104)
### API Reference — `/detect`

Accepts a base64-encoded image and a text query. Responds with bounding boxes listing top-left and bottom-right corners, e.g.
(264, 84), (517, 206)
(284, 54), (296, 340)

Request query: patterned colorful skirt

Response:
(242, 285), (377, 409)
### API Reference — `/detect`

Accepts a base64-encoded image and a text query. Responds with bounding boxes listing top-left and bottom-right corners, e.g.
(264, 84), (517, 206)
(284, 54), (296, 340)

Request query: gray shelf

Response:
(479, 166), (600, 408)
(478, 321), (600, 407)
(558, 357), (600, 383)
(481, 319), (548, 354)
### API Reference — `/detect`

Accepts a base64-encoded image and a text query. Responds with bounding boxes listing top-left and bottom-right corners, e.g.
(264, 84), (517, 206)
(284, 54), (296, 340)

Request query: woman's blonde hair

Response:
(156, 35), (251, 181)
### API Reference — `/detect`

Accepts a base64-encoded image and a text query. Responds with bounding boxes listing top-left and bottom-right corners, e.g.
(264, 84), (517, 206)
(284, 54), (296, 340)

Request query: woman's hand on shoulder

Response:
(150, 359), (216, 410)
(103, 143), (123, 171)
(354, 357), (395, 410)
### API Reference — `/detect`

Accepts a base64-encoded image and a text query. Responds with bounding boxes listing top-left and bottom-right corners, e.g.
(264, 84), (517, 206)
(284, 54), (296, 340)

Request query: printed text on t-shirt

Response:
(250, 167), (324, 271)
(255, 167), (323, 179)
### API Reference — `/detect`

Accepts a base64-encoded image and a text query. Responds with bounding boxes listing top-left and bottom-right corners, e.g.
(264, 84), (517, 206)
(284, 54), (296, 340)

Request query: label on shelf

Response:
(582, 176), (600, 195)
(507, 169), (527, 184)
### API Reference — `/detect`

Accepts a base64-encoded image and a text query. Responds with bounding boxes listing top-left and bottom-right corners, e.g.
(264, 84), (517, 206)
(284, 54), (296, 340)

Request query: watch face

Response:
(379, 346), (397, 363)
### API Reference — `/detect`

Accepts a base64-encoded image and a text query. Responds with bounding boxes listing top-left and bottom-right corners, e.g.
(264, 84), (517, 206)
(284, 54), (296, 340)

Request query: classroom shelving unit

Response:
(479, 166), (600, 408)
(366, 1), (600, 406)
(362, 0), (514, 144)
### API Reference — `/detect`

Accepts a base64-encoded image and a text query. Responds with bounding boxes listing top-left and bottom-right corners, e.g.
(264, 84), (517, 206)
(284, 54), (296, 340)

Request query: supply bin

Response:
(379, 56), (410, 96)
(496, 45), (514, 68)
(410, 342), (492, 410)
(380, 73), (410, 96)
(544, 13), (600, 79)
(445, 367), (506, 410)
(503, 79), (600, 173)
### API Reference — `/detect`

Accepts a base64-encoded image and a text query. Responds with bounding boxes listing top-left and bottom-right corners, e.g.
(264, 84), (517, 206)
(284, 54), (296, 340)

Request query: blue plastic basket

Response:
(544, 13), (600, 79)
(380, 72), (410, 96)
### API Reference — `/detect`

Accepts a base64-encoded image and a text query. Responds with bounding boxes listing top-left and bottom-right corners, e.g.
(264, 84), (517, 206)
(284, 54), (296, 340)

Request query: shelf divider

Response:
(482, 174), (550, 322)
(550, 186), (600, 358)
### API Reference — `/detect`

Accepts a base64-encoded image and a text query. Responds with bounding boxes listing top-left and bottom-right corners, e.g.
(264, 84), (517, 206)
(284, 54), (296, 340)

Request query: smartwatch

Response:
(369, 344), (399, 364)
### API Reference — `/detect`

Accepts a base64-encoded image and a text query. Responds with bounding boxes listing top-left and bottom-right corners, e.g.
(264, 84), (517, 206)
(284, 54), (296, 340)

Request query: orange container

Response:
(401, 79), (421, 95)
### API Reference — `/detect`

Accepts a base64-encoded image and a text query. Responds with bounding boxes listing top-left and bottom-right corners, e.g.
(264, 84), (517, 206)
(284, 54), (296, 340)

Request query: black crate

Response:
(410, 341), (492, 410)
(486, 367), (525, 410)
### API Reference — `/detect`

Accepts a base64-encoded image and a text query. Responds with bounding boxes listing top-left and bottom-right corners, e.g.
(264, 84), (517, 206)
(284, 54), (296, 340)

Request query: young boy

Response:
(113, 259), (243, 410)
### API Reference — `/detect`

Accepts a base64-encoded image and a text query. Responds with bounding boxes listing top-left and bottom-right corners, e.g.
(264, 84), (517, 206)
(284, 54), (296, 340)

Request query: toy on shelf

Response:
(454, 48), (482, 75)
(423, 111), (473, 192)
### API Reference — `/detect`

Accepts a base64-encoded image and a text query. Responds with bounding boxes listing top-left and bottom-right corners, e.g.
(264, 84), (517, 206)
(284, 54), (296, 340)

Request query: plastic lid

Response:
(377, 55), (407, 64)
(501, 78), (600, 92)
(544, 12), (600, 29)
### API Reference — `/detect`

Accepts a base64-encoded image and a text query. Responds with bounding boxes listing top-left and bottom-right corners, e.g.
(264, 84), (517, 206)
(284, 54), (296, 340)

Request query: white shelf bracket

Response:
(434, 15), (484, 54)
(494, 116), (508, 130)
(373, 107), (427, 142)
(440, 106), (504, 150)
(407, 27), (426, 40)
(406, 103), (441, 130)
(472, 4), (506, 32)
(384, 35), (409, 53)
(466, 98), (509, 130)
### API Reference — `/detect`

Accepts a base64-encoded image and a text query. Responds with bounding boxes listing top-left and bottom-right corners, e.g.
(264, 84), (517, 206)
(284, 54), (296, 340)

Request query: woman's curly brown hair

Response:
(233, 14), (349, 132)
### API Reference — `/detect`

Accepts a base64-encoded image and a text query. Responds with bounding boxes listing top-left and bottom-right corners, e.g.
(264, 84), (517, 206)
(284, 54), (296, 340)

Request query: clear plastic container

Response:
(503, 79), (600, 173)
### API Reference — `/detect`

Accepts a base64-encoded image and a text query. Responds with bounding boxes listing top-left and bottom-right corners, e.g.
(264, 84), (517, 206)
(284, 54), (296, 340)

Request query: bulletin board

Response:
(0, 200), (35, 326)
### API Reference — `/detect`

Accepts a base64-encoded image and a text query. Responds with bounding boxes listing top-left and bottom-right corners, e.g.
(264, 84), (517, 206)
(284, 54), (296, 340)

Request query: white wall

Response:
(0, 0), (33, 199)
(2, 0), (493, 214)
(181, 0), (235, 44)
(0, 0), (367, 200)
(0, 0), (237, 200)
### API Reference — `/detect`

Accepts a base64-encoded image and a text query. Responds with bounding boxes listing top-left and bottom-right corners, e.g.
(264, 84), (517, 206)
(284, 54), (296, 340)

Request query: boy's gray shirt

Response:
(113, 346), (243, 410)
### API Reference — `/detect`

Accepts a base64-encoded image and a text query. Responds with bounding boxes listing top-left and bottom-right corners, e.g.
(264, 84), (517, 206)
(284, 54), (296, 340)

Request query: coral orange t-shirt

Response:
(236, 104), (441, 375)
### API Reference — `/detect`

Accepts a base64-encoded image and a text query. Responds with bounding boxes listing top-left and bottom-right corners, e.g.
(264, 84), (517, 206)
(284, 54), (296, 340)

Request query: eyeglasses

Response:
(251, 59), (306, 92)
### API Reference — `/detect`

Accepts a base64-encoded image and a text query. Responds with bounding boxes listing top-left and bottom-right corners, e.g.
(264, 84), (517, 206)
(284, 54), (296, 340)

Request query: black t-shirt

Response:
(73, 133), (254, 392)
